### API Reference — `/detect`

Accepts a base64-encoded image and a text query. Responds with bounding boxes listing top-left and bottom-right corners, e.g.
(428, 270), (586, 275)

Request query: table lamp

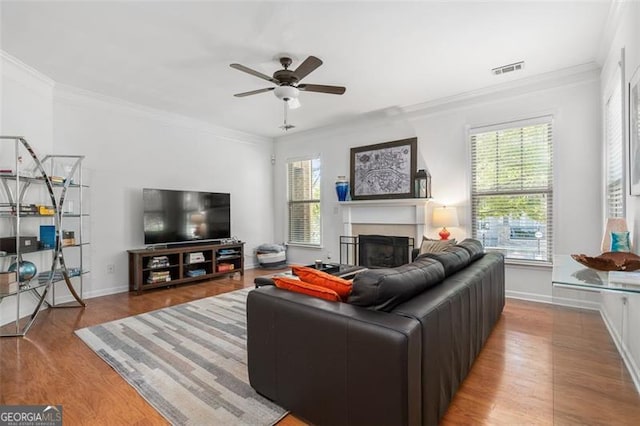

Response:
(432, 206), (459, 240)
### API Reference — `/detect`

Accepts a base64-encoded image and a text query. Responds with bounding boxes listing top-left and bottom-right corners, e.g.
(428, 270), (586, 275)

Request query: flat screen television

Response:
(143, 188), (230, 245)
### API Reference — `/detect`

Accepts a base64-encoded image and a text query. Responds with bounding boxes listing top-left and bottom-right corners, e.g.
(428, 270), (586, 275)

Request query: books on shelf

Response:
(186, 269), (207, 277)
(185, 252), (205, 264)
(37, 268), (82, 284)
(218, 249), (237, 255)
(608, 271), (640, 286)
(217, 263), (235, 272)
(217, 254), (240, 260)
(147, 256), (170, 269)
(147, 270), (172, 284)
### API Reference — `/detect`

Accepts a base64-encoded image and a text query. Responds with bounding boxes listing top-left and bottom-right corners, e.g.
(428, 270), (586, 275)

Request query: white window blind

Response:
(470, 117), (553, 262)
(605, 68), (624, 218)
(287, 157), (321, 246)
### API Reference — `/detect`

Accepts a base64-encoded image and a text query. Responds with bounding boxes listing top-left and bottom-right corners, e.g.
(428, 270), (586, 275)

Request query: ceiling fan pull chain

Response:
(281, 101), (295, 131)
(283, 101), (288, 126)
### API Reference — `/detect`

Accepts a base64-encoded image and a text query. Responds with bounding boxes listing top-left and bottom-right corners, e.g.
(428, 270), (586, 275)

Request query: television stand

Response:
(128, 242), (244, 293)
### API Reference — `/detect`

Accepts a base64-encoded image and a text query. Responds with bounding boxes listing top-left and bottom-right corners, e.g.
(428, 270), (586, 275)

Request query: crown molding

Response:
(596, 0), (628, 64)
(277, 62), (600, 143)
(54, 84), (272, 146)
(402, 62), (600, 118)
(1, 50), (55, 91)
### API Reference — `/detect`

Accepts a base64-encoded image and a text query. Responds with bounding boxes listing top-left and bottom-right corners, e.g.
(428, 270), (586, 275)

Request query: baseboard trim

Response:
(506, 290), (554, 304)
(506, 290), (600, 310)
(601, 308), (640, 395)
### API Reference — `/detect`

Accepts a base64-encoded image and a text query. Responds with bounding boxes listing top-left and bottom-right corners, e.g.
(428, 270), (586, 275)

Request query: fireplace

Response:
(341, 235), (414, 268)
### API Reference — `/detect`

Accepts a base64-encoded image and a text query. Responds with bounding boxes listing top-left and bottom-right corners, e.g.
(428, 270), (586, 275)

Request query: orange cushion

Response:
(272, 276), (341, 302)
(291, 266), (353, 300)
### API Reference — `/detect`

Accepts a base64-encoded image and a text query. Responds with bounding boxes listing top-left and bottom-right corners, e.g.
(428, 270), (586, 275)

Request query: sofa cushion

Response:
(418, 246), (471, 277)
(456, 238), (485, 261)
(419, 237), (457, 255)
(291, 266), (352, 301)
(273, 276), (342, 302)
(348, 257), (445, 312)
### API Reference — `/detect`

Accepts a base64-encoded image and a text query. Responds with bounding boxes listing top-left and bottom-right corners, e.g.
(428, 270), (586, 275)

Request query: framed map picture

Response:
(630, 67), (640, 195)
(350, 137), (417, 200)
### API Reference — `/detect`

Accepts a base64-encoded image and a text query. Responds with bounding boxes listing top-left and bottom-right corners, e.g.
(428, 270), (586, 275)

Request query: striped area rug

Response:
(75, 288), (287, 425)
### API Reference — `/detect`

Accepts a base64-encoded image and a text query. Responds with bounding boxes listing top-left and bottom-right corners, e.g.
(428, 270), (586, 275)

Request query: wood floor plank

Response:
(1, 272), (639, 425)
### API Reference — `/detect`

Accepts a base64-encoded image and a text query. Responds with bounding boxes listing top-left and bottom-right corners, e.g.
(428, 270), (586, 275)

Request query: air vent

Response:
(492, 61), (525, 75)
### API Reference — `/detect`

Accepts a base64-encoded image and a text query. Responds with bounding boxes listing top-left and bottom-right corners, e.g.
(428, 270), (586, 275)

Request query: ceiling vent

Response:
(492, 61), (525, 75)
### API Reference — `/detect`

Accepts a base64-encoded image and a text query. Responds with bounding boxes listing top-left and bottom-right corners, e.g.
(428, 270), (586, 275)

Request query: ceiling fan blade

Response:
(233, 87), (275, 97)
(292, 56), (323, 81)
(230, 63), (279, 84)
(298, 84), (346, 95)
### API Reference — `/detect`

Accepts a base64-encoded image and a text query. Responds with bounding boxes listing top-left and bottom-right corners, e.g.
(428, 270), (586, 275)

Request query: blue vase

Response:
(9, 260), (38, 282)
(336, 177), (349, 202)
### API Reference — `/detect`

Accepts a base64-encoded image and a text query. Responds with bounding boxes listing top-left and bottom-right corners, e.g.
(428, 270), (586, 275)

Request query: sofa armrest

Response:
(247, 287), (422, 426)
(411, 247), (420, 262)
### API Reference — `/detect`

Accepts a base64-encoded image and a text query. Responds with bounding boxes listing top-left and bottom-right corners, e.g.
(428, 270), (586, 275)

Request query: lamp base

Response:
(438, 227), (451, 240)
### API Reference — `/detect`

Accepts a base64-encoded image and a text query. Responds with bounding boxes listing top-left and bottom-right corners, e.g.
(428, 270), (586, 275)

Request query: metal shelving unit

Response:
(0, 136), (89, 337)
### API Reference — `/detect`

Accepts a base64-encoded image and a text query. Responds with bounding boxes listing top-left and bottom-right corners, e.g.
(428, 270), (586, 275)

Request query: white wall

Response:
(1, 52), (276, 326)
(52, 86), (276, 297)
(0, 53), (55, 325)
(274, 66), (602, 303)
(600, 0), (640, 390)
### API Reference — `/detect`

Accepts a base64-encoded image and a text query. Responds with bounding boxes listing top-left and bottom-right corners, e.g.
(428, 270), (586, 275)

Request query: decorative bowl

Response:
(571, 252), (640, 271)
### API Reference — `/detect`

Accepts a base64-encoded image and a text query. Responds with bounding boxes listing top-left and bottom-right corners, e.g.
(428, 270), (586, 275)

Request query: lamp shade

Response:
(432, 206), (459, 227)
(432, 206), (459, 240)
(601, 217), (629, 252)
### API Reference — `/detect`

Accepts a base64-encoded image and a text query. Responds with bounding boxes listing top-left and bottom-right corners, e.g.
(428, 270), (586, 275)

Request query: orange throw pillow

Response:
(291, 266), (352, 300)
(273, 276), (341, 302)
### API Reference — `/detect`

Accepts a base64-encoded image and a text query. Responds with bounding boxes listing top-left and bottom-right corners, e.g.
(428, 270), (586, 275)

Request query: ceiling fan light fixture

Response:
(287, 98), (301, 109)
(274, 85), (300, 102)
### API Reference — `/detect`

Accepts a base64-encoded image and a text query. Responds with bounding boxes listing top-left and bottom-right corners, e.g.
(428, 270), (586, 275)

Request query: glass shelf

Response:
(0, 247), (54, 257)
(0, 212), (56, 218)
(0, 279), (49, 298)
(0, 269), (90, 299)
(0, 174), (89, 188)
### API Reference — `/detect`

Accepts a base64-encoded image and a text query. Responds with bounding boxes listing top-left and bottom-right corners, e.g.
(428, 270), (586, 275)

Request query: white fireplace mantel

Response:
(340, 199), (430, 240)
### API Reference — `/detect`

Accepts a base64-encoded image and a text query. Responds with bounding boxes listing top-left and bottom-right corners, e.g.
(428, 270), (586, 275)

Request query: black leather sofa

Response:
(246, 239), (505, 426)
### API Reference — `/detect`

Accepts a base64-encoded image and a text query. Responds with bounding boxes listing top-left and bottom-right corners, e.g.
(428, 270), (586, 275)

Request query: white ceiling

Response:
(0, 1), (612, 138)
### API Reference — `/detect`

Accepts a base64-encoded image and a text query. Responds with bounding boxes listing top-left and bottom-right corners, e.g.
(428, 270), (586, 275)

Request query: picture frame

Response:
(350, 137), (417, 200)
(630, 66), (640, 196)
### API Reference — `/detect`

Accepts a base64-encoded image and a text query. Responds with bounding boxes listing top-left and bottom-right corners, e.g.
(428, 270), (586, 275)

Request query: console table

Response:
(552, 254), (640, 295)
(128, 242), (244, 293)
(551, 254), (640, 411)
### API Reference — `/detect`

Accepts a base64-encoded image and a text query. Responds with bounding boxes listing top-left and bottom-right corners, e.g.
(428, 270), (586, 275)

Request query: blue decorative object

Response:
(611, 231), (631, 252)
(8, 260), (38, 282)
(336, 176), (349, 202)
(40, 225), (56, 249)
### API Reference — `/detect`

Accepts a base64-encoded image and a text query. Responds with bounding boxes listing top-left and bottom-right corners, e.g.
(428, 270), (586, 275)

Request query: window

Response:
(287, 157), (321, 246)
(604, 66), (625, 218)
(470, 117), (553, 263)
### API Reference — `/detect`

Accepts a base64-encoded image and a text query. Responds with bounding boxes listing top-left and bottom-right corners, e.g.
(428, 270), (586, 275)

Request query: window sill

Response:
(505, 258), (552, 268)
(286, 243), (323, 250)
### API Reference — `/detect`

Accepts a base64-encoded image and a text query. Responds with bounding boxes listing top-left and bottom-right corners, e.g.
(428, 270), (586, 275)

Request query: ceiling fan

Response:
(230, 56), (346, 110)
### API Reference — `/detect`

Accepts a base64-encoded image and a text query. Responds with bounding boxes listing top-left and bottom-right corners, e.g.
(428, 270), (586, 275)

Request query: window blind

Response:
(605, 70), (624, 218)
(287, 157), (321, 246)
(470, 118), (553, 262)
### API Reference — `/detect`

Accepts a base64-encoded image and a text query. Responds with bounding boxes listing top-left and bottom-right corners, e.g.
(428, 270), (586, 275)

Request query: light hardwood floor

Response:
(1, 269), (639, 425)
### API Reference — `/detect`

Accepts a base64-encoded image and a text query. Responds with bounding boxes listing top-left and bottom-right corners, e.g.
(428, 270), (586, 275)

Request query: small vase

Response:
(335, 176), (349, 202)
